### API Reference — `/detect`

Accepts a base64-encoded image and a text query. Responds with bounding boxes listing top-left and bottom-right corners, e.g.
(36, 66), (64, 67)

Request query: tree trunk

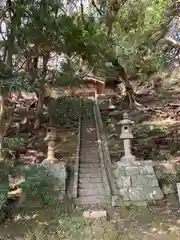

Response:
(111, 58), (138, 108)
(0, 87), (5, 161)
(0, 2), (15, 160)
(34, 54), (49, 129)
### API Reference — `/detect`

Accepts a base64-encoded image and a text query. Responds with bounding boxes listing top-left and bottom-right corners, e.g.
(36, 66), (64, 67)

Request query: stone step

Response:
(80, 158), (100, 163)
(79, 168), (101, 174)
(76, 195), (109, 205)
(80, 148), (98, 153)
(79, 188), (105, 197)
(79, 177), (102, 184)
(80, 163), (101, 169)
(80, 153), (99, 158)
(79, 173), (102, 179)
(79, 182), (104, 190)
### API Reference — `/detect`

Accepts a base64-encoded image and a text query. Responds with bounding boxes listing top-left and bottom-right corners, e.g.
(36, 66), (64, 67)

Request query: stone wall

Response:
(113, 160), (164, 205)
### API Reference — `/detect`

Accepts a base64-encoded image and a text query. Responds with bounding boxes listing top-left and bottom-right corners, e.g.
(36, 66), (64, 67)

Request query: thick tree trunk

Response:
(0, 88), (5, 161)
(0, 4), (15, 160)
(112, 59), (137, 108)
(34, 54), (49, 129)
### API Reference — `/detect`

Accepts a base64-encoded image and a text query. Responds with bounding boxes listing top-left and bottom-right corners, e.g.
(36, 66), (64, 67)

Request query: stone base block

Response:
(41, 160), (66, 192)
(113, 159), (164, 204)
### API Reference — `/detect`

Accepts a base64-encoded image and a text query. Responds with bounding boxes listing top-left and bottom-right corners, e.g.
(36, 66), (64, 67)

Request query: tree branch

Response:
(164, 37), (180, 49)
(91, 0), (103, 15)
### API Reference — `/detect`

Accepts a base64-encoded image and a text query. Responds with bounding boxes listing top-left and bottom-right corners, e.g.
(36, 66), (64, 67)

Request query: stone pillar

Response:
(42, 127), (66, 199)
(118, 112), (135, 163)
(44, 127), (57, 163)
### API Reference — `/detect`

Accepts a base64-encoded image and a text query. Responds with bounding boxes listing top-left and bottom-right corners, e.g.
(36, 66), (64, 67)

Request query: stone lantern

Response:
(118, 112), (135, 163)
(44, 127), (57, 163)
(108, 98), (116, 109)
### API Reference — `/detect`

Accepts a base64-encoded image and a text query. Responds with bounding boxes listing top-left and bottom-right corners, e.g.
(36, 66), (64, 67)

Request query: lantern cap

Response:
(118, 112), (134, 125)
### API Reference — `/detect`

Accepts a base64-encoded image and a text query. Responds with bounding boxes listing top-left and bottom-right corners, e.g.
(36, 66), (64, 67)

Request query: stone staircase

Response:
(76, 101), (110, 207)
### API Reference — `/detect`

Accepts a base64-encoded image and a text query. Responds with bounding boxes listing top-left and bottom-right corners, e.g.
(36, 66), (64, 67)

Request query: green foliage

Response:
(0, 0), (178, 89)
(20, 164), (58, 206)
(47, 96), (81, 126)
(114, 0), (170, 74)
(81, 98), (95, 119)
(47, 97), (95, 126)
(0, 162), (11, 203)
(135, 124), (166, 139)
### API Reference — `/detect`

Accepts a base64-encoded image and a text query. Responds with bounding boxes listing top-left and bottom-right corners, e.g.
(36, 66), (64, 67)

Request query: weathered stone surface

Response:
(139, 165), (155, 175)
(120, 187), (163, 201)
(177, 183), (180, 203)
(41, 161), (66, 191)
(113, 158), (164, 204)
(139, 160), (153, 166)
(128, 187), (144, 201)
(116, 176), (131, 188)
(121, 185), (163, 201)
(116, 161), (140, 168)
(146, 175), (159, 187)
(113, 164), (125, 176)
(123, 200), (147, 206)
(131, 175), (148, 187)
(119, 188), (131, 201)
(83, 210), (107, 218)
(79, 188), (105, 196)
(125, 166), (139, 175)
(112, 195), (120, 207)
(131, 175), (158, 187)
(143, 187), (164, 200)
(77, 195), (109, 205)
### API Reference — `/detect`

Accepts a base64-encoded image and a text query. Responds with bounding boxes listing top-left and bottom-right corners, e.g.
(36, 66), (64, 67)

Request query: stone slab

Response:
(119, 186), (163, 201)
(79, 183), (104, 189)
(79, 178), (102, 184)
(131, 175), (148, 187)
(83, 210), (107, 219)
(79, 188), (105, 196)
(79, 173), (102, 178)
(77, 195), (109, 205)
(79, 168), (102, 174)
(139, 165), (155, 175)
(131, 175), (159, 187)
(113, 166), (125, 176)
(125, 166), (139, 175)
(116, 176), (131, 188)
(146, 175), (159, 187)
